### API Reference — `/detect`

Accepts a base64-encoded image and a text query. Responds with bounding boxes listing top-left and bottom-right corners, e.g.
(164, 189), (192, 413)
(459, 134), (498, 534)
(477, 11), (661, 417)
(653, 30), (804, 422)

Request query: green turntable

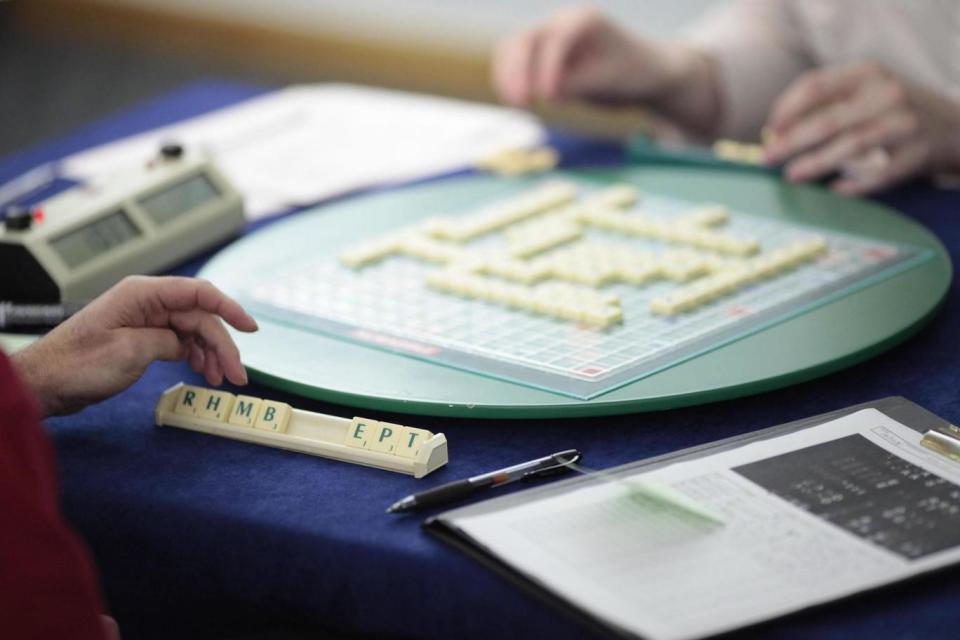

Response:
(199, 166), (950, 418)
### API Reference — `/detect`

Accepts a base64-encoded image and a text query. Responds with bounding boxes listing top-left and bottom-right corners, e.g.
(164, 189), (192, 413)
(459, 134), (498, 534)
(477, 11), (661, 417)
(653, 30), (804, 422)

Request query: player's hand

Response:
(492, 6), (677, 107)
(764, 63), (960, 196)
(12, 276), (258, 416)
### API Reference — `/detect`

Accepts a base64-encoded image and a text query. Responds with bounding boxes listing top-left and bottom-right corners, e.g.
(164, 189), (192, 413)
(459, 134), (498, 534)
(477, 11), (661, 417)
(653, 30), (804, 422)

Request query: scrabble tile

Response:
(345, 417), (379, 449)
(338, 236), (401, 268)
(617, 264), (660, 284)
(506, 219), (581, 258)
(370, 422), (404, 454)
(650, 296), (678, 316)
(586, 185), (639, 209)
(228, 395), (263, 428)
(684, 204), (729, 227)
(583, 303), (612, 322)
(396, 427), (434, 459)
(196, 390), (236, 422)
(254, 400), (292, 433)
(592, 307), (624, 327)
(527, 147), (560, 172)
(174, 385), (205, 417)
(712, 139), (764, 165)
(476, 146), (559, 176)
(398, 235), (466, 263)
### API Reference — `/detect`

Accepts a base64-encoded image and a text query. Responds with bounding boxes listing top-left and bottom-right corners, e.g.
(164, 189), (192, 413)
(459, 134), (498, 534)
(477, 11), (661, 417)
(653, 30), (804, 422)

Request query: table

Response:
(6, 81), (959, 640)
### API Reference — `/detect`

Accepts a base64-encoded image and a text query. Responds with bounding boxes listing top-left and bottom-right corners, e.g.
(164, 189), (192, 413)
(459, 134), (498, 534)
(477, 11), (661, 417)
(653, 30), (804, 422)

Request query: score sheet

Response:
(442, 408), (960, 640)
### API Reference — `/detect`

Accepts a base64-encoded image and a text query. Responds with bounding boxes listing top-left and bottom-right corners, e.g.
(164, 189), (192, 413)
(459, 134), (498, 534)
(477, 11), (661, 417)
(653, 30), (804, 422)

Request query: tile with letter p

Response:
(370, 422), (403, 454)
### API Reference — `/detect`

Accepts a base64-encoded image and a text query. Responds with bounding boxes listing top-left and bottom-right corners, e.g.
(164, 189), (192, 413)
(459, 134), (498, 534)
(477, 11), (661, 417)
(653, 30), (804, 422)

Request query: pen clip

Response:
(522, 449), (582, 481)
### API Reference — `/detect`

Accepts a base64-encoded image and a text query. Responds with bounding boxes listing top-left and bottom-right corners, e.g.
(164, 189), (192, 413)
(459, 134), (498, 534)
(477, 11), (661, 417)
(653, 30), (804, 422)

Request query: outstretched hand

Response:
(491, 6), (721, 136)
(12, 276), (258, 416)
(492, 6), (656, 107)
(764, 63), (960, 195)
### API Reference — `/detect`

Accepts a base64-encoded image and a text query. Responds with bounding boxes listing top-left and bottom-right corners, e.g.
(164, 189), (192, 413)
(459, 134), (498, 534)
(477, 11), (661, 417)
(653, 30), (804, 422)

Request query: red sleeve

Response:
(0, 351), (109, 640)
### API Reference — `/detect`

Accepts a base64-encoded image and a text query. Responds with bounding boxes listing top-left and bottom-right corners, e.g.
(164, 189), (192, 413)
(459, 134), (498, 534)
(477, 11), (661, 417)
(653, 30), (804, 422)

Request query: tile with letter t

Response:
(396, 427), (433, 459)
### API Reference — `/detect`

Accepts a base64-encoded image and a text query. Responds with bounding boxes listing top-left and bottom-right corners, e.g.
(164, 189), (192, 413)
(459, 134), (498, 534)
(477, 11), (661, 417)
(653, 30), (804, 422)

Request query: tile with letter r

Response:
(173, 385), (206, 417)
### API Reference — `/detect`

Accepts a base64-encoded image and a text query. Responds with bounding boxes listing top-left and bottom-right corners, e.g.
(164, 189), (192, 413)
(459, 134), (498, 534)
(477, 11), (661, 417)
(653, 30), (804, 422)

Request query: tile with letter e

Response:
(345, 417), (379, 449)
(228, 395), (263, 428)
(254, 400), (292, 433)
(396, 427), (433, 459)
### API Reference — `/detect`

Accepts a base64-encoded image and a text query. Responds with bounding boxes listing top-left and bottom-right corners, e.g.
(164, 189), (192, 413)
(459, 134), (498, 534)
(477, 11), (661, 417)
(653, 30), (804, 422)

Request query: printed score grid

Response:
(244, 178), (931, 399)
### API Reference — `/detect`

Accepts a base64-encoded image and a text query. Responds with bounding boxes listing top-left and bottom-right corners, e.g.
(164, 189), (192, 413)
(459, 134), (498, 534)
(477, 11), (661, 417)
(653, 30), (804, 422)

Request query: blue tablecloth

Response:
(6, 81), (960, 640)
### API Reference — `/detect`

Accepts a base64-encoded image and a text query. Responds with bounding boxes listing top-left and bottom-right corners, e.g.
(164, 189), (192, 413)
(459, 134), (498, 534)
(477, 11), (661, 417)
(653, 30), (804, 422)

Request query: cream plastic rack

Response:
(154, 383), (448, 478)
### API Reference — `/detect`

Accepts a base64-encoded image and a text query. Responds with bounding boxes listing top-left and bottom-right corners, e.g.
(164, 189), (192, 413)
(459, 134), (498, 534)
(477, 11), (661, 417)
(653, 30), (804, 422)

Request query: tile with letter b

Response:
(345, 417), (379, 449)
(396, 427), (433, 459)
(174, 385), (206, 417)
(228, 395), (262, 428)
(254, 400), (292, 433)
(196, 390), (236, 422)
(370, 422), (403, 454)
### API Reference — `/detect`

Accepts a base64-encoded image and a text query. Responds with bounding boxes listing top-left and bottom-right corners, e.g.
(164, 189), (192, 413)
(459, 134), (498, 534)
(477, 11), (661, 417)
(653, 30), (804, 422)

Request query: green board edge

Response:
(200, 166), (952, 419)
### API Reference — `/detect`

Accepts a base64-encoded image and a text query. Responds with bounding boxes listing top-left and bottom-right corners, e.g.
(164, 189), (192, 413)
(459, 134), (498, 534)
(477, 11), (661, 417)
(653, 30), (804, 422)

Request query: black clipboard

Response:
(425, 397), (956, 639)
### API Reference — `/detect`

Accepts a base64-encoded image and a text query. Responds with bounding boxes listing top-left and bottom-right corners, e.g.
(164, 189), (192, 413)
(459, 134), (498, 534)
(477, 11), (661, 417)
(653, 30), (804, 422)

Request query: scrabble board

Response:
(199, 166), (951, 417)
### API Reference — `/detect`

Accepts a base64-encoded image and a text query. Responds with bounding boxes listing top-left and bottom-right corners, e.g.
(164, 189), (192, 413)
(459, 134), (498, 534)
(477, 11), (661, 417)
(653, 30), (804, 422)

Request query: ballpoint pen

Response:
(386, 449), (582, 514)
(0, 301), (86, 329)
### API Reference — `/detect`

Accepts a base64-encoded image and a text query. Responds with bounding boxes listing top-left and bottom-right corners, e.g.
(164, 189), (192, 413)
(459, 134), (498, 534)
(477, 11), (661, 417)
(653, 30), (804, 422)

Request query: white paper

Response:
(62, 84), (545, 219)
(452, 409), (960, 640)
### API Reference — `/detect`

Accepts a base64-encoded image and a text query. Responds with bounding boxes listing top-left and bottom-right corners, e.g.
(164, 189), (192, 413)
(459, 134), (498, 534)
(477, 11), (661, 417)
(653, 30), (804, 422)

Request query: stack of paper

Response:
(438, 407), (960, 640)
(62, 84), (545, 218)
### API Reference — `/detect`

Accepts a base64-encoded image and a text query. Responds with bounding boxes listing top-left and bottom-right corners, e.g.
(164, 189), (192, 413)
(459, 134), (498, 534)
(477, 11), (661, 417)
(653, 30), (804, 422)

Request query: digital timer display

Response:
(50, 209), (141, 269)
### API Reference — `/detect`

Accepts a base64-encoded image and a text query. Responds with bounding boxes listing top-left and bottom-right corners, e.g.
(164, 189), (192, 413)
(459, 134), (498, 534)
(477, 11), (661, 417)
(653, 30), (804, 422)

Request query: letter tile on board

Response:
(370, 422), (403, 454)
(396, 427), (434, 459)
(228, 395), (263, 428)
(174, 385), (205, 417)
(345, 417), (380, 449)
(254, 400), (292, 433)
(196, 390), (236, 422)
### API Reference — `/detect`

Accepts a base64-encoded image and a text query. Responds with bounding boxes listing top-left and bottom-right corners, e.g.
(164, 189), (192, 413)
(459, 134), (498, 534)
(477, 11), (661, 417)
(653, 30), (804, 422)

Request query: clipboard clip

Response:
(521, 449), (582, 480)
(920, 425), (960, 462)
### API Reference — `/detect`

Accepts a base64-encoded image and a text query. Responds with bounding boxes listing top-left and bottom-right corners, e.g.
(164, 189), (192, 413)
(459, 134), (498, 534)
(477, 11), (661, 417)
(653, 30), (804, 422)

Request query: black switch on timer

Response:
(160, 143), (185, 160)
(3, 206), (33, 231)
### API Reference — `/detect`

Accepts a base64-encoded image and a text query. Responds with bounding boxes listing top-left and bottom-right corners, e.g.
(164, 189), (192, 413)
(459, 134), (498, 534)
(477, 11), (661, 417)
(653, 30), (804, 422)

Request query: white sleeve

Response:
(683, 0), (814, 140)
